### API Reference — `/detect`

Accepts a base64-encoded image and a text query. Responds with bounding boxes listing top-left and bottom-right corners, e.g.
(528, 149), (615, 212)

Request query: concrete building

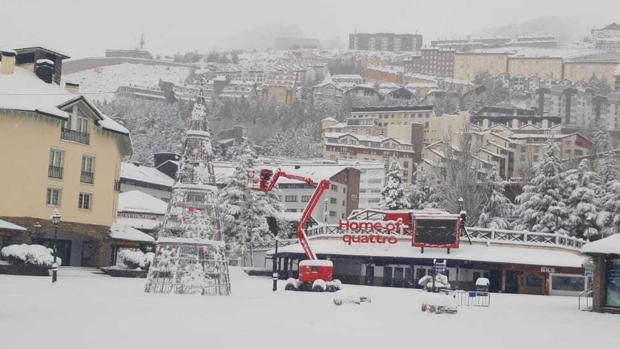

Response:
(591, 23), (620, 51)
(322, 132), (419, 184)
(406, 49), (456, 78)
(0, 48), (132, 266)
(349, 33), (423, 52)
(453, 53), (509, 81)
(507, 57), (563, 80)
(562, 61), (618, 86)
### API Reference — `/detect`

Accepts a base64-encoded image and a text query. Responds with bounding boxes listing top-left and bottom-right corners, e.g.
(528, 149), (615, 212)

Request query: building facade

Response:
(349, 33), (423, 52)
(0, 48), (132, 266)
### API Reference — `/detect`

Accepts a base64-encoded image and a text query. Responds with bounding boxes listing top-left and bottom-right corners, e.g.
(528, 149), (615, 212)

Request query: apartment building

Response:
(349, 33), (423, 52)
(322, 132), (419, 184)
(0, 48), (132, 266)
(406, 48), (456, 78)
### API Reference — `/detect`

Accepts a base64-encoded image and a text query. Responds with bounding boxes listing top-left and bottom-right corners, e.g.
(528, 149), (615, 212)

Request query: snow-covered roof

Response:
(274, 236), (587, 268)
(121, 162), (174, 188)
(115, 217), (161, 231)
(110, 223), (155, 242)
(0, 66), (129, 135)
(117, 190), (168, 215)
(582, 234), (620, 255)
(0, 219), (27, 231)
(323, 132), (413, 146)
(157, 237), (225, 247)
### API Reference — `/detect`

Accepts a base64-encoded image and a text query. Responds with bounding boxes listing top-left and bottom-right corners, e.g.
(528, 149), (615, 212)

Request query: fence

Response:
(301, 225), (585, 251)
(453, 290), (491, 307)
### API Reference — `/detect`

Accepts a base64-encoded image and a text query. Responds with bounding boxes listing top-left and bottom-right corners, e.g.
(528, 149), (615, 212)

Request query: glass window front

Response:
(607, 259), (620, 307)
(551, 275), (586, 292)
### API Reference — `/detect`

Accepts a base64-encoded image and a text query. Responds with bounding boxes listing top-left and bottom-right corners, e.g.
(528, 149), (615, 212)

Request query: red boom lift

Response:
(253, 168), (342, 292)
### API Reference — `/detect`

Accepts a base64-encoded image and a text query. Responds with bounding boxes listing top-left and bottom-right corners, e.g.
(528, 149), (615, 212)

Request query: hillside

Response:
(63, 63), (191, 102)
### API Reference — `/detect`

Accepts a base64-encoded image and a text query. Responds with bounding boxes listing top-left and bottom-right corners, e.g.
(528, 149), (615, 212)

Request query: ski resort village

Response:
(2, 2), (620, 348)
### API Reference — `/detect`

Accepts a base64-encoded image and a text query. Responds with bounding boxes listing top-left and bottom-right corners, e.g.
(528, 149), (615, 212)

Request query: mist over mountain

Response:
(477, 15), (591, 42)
(214, 23), (305, 51)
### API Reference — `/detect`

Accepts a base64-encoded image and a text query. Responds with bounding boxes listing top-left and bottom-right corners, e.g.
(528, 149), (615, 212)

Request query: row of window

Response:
(49, 149), (96, 184)
(46, 188), (93, 210)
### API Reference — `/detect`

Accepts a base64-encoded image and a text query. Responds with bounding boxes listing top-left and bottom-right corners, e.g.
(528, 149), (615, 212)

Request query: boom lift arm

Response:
(257, 169), (330, 261)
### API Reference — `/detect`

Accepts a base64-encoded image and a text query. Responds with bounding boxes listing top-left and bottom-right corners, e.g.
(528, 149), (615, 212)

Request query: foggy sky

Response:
(1, 0), (618, 58)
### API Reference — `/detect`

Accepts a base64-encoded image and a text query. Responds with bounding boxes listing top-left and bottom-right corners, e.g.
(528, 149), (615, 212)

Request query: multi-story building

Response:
(261, 72), (297, 104)
(365, 65), (403, 84)
(119, 162), (174, 202)
(406, 48), (456, 78)
(562, 61), (619, 86)
(322, 132), (419, 184)
(453, 53), (509, 81)
(472, 106), (562, 131)
(0, 47), (132, 266)
(430, 35), (557, 51)
(507, 57), (563, 80)
(274, 37), (321, 50)
(349, 33), (423, 52)
(591, 23), (620, 51)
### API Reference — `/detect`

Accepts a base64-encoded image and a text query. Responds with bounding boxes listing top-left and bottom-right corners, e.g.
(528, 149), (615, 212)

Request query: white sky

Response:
(1, 0), (618, 58)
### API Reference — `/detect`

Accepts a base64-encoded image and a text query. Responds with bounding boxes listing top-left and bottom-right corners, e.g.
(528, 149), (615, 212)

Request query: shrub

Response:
(0, 244), (60, 268)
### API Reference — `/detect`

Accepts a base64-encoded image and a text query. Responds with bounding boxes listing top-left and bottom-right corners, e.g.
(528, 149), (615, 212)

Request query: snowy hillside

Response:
(63, 63), (191, 102)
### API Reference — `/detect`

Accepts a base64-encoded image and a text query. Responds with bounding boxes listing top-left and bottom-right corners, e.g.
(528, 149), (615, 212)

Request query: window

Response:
(77, 116), (89, 134)
(78, 193), (92, 210)
(331, 184), (338, 191)
(403, 161), (409, 168)
(284, 195), (298, 202)
(46, 188), (61, 206)
(80, 155), (95, 184)
(329, 197), (337, 204)
(48, 149), (64, 179)
(551, 275), (586, 292)
(301, 195), (311, 203)
(329, 211), (336, 217)
(342, 187), (346, 193)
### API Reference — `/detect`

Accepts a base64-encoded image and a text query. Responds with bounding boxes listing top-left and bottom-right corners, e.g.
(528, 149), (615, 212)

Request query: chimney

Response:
(35, 58), (55, 83)
(65, 82), (79, 94)
(1, 50), (16, 75)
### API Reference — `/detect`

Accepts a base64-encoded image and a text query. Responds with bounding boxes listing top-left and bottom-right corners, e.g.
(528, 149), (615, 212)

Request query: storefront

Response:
(582, 234), (620, 314)
(271, 234), (587, 295)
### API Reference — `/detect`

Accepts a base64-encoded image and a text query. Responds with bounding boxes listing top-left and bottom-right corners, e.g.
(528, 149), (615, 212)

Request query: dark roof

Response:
(14, 47), (70, 60)
(602, 23), (620, 30)
(352, 105), (434, 113)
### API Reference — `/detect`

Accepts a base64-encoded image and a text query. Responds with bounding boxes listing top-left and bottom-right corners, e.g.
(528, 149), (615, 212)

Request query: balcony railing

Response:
(81, 171), (94, 184)
(61, 128), (90, 145)
(114, 180), (121, 192)
(48, 166), (63, 179)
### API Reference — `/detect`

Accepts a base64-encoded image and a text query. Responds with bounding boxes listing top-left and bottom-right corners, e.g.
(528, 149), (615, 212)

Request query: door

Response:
(364, 264), (375, 285)
(505, 271), (520, 294)
(489, 269), (501, 292)
(393, 267), (404, 288)
(383, 266), (393, 287)
(33, 238), (72, 266)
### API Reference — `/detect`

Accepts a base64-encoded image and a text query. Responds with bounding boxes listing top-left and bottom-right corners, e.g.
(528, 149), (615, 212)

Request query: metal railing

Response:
(48, 165), (63, 179)
(61, 128), (90, 144)
(303, 224), (585, 251)
(80, 171), (94, 184)
(578, 289), (593, 311)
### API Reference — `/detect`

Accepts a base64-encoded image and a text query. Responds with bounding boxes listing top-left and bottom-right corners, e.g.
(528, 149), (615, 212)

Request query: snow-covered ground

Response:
(64, 63), (191, 102)
(1, 268), (618, 349)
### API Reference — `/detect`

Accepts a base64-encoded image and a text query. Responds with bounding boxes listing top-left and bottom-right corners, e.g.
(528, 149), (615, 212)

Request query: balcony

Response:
(61, 128), (90, 145)
(81, 171), (94, 184)
(48, 166), (63, 179)
(114, 180), (121, 192)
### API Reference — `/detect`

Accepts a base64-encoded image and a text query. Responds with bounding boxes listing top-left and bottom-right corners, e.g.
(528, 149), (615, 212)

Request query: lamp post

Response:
(50, 209), (61, 283)
(457, 197), (464, 212)
(272, 237), (279, 292)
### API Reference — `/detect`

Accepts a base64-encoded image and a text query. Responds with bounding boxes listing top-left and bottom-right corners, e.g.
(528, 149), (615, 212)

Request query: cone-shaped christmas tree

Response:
(145, 101), (230, 296)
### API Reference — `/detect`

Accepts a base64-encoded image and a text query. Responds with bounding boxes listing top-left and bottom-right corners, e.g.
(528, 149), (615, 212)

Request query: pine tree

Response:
(596, 158), (620, 237)
(514, 142), (568, 235)
(477, 168), (514, 230)
(563, 160), (603, 239)
(409, 168), (440, 210)
(380, 161), (409, 210)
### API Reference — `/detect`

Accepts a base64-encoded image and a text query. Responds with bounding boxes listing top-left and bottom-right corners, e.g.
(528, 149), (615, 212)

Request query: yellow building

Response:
(562, 62), (618, 85)
(507, 57), (563, 80)
(453, 53), (509, 81)
(0, 49), (132, 266)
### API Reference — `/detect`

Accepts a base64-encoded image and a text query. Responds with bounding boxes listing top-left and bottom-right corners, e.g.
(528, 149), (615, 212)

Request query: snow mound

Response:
(0, 244), (60, 268)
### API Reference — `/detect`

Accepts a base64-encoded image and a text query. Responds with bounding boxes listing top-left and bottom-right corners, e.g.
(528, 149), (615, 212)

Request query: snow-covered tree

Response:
(514, 142), (568, 235)
(380, 160), (409, 210)
(590, 125), (612, 154)
(563, 160), (603, 239)
(596, 157), (620, 237)
(409, 168), (440, 210)
(477, 168), (514, 229)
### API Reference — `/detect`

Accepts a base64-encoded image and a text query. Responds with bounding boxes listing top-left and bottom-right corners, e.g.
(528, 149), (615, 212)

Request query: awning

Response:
(0, 219), (27, 231)
(110, 223), (155, 243)
(582, 234), (620, 255)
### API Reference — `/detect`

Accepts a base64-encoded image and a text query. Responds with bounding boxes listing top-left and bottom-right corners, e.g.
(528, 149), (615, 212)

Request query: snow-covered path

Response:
(0, 268), (618, 349)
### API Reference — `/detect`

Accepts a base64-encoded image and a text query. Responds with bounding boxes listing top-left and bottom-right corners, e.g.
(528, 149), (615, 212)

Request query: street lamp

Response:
(272, 237), (279, 292)
(457, 197), (464, 212)
(50, 209), (61, 283)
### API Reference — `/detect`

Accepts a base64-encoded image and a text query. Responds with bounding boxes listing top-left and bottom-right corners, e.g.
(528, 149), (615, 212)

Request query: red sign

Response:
(338, 219), (403, 233)
(342, 234), (398, 245)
